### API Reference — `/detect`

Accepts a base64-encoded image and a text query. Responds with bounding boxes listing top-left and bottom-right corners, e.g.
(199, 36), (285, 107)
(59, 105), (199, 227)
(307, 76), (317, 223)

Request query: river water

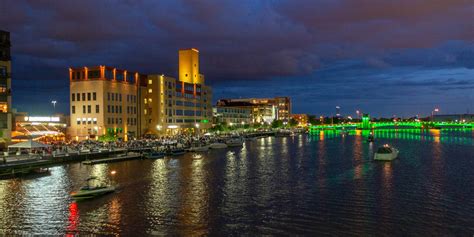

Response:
(0, 129), (473, 235)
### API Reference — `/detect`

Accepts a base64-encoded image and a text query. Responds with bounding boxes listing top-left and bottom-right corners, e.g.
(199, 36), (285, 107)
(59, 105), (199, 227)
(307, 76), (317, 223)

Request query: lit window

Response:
(148, 79), (152, 84)
(148, 89), (152, 93)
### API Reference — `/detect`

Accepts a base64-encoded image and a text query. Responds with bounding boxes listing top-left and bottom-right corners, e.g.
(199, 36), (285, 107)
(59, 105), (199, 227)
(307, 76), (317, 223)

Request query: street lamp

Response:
(194, 123), (200, 137)
(431, 108), (439, 121)
(51, 100), (57, 111)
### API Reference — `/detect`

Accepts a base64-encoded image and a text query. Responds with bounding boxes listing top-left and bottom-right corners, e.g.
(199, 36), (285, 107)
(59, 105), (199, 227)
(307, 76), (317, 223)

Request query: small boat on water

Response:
(144, 151), (165, 159)
(374, 144), (399, 161)
(226, 136), (244, 147)
(187, 141), (210, 152)
(166, 148), (186, 156)
(71, 177), (115, 200)
(210, 142), (228, 149)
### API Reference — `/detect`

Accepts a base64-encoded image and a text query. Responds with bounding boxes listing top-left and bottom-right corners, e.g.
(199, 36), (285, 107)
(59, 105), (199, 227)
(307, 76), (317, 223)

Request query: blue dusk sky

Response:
(0, 0), (473, 117)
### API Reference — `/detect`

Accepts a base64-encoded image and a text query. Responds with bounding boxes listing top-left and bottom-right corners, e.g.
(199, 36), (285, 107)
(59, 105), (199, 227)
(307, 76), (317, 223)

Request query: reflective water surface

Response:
(0, 129), (473, 235)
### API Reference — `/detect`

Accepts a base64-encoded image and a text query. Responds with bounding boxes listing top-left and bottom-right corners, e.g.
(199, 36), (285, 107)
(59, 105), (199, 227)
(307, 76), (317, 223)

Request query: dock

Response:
(82, 153), (143, 165)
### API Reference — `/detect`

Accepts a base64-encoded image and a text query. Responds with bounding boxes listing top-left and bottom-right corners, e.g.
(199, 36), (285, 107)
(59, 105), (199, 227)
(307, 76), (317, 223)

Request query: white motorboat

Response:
(210, 143), (228, 149)
(226, 136), (244, 147)
(374, 144), (399, 161)
(71, 177), (116, 200)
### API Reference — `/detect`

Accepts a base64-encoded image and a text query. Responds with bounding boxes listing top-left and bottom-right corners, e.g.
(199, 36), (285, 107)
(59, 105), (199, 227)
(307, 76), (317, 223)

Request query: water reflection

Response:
(0, 129), (472, 235)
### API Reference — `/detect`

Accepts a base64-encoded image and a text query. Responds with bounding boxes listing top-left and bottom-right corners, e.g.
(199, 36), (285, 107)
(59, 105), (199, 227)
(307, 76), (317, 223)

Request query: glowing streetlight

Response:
(156, 125), (162, 131)
(51, 100), (57, 110)
(431, 108), (440, 121)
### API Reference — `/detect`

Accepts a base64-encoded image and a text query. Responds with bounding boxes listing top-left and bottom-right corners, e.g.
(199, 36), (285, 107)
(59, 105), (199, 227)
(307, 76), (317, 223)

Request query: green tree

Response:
(271, 119), (283, 128)
(289, 118), (298, 127)
(98, 130), (117, 142)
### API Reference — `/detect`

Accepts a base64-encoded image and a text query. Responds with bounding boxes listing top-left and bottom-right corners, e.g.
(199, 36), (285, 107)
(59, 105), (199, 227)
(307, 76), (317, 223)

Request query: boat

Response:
(209, 142), (228, 149)
(144, 151), (165, 159)
(71, 177), (115, 200)
(188, 143), (210, 152)
(166, 148), (186, 156)
(374, 144), (399, 161)
(226, 136), (244, 147)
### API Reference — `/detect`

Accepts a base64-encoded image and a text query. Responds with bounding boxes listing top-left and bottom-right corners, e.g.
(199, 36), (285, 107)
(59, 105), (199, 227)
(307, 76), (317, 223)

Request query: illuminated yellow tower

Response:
(179, 48), (204, 84)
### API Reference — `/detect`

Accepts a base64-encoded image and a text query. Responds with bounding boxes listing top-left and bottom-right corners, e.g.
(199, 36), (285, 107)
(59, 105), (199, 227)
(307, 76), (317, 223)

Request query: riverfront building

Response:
(212, 106), (252, 126)
(216, 97), (291, 124)
(143, 49), (212, 135)
(291, 114), (309, 127)
(69, 49), (213, 139)
(69, 66), (146, 141)
(0, 30), (12, 144)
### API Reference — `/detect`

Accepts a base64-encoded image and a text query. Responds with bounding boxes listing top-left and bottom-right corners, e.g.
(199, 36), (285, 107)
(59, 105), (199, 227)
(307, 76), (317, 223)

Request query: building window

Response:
(82, 105), (86, 113)
(77, 118), (80, 125)
(148, 89), (152, 93)
(72, 94), (75, 101)
(77, 93), (81, 101)
(148, 79), (152, 84)
(72, 106), (75, 114)
(93, 92), (96, 101)
(96, 105), (99, 113)
(119, 94), (122, 102)
(87, 105), (91, 113)
(111, 93), (114, 101)
(82, 93), (85, 101)
(111, 106), (114, 113)
(107, 93), (110, 101)
(87, 93), (91, 101)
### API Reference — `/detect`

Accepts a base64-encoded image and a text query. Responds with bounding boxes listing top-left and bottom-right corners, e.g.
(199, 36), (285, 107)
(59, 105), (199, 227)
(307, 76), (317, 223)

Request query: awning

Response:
(8, 139), (50, 149)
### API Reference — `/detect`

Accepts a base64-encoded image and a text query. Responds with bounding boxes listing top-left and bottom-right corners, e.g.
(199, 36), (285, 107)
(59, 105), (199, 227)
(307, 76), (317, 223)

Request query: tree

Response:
(308, 115), (320, 125)
(271, 119), (283, 128)
(289, 118), (298, 127)
(98, 130), (117, 142)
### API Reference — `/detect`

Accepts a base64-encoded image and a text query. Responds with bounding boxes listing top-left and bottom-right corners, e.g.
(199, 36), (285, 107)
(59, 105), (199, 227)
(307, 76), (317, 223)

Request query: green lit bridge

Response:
(310, 115), (473, 132)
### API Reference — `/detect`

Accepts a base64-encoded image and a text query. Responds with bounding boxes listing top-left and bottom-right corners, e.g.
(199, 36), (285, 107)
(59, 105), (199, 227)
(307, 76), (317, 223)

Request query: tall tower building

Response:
(179, 48), (204, 84)
(0, 30), (12, 144)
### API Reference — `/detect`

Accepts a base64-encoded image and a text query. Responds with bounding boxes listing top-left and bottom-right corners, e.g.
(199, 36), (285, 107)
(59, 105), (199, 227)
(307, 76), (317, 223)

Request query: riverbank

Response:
(0, 130), (300, 178)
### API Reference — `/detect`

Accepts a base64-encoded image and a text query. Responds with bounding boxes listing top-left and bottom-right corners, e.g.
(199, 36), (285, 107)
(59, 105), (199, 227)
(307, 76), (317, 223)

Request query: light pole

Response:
(431, 108), (439, 121)
(51, 100), (57, 112)
(195, 123), (200, 137)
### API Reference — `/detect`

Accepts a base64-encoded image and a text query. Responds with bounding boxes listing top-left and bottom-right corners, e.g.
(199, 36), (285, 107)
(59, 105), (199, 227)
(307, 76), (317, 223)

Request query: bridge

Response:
(309, 114), (473, 132)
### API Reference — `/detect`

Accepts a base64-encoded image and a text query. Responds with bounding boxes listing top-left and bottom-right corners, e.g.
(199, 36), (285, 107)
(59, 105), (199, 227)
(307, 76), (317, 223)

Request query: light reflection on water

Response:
(0, 129), (472, 235)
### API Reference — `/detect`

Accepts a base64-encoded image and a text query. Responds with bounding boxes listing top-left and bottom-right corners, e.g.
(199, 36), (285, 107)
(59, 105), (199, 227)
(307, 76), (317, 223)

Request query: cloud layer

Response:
(0, 0), (472, 116)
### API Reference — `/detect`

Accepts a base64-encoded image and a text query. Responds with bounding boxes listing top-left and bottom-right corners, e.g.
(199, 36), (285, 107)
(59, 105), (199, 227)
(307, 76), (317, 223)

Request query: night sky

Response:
(1, 0), (473, 117)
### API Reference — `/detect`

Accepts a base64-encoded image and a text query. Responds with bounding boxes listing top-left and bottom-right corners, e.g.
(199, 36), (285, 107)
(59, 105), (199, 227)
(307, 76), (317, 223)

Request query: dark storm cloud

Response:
(0, 0), (472, 115)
